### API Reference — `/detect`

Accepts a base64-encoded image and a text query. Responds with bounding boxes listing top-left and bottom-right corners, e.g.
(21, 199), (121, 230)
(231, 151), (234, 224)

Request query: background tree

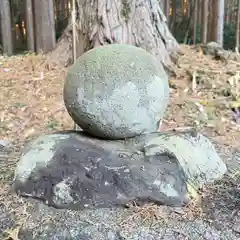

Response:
(183, 0), (195, 44)
(225, 0), (230, 23)
(24, 0), (34, 52)
(0, 0), (13, 55)
(2, 0), (240, 56)
(33, 0), (56, 53)
(235, 0), (240, 53)
(193, 0), (198, 44)
(201, 0), (208, 43)
(171, 0), (177, 36)
(207, 0), (213, 41)
(209, 0), (225, 46)
(197, 0), (202, 25)
(50, 0), (179, 71)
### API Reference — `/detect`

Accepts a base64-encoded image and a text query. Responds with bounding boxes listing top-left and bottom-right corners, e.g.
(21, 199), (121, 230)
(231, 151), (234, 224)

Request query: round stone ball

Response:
(64, 44), (169, 139)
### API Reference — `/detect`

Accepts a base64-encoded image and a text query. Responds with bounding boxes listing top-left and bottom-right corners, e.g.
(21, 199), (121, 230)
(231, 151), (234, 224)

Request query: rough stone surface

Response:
(201, 41), (240, 62)
(133, 130), (228, 188)
(13, 129), (227, 211)
(13, 131), (189, 209)
(64, 44), (169, 139)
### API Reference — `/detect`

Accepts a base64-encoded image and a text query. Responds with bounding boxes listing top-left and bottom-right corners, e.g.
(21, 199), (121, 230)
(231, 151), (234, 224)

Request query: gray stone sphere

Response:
(64, 44), (169, 139)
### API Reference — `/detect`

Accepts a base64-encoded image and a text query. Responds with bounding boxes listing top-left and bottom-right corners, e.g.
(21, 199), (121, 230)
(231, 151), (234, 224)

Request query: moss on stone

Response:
(64, 44), (169, 139)
(67, 44), (166, 90)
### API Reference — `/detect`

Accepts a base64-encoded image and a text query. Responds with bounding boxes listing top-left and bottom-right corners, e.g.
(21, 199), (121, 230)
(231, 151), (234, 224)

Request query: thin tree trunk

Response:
(184, 0), (195, 44)
(207, 0), (213, 41)
(235, 0), (240, 53)
(209, 0), (216, 42)
(197, 0), (202, 24)
(171, 0), (177, 36)
(33, 0), (56, 53)
(187, 0), (191, 17)
(0, 0), (13, 55)
(25, 0), (35, 52)
(225, 0), (229, 23)
(65, 0), (69, 17)
(201, 0), (208, 43)
(230, 1), (235, 23)
(60, 0), (65, 19)
(218, 0), (225, 46)
(210, 0), (224, 46)
(193, 0), (198, 44)
(182, 0), (186, 16)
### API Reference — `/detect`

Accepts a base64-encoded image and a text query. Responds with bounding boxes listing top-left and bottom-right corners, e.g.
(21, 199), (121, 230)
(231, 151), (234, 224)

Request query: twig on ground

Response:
(192, 71), (197, 94)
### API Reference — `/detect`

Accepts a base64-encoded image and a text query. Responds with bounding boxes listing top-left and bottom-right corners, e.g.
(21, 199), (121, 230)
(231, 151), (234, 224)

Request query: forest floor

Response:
(0, 45), (240, 239)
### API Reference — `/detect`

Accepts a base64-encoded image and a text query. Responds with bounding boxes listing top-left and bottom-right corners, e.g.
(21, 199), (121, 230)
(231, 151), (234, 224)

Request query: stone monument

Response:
(63, 44), (170, 139)
(13, 44), (227, 211)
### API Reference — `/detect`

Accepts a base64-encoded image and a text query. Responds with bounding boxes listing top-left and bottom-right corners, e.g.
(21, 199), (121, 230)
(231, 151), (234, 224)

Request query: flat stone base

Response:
(13, 130), (227, 210)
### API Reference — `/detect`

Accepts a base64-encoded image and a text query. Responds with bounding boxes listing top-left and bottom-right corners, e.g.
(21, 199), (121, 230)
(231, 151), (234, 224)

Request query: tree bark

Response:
(235, 0), (240, 53)
(171, 0), (177, 36)
(183, 0), (195, 44)
(187, 0), (191, 17)
(197, 0), (202, 25)
(193, 0), (198, 44)
(225, 0), (230, 23)
(25, 0), (35, 52)
(207, 0), (213, 42)
(229, 0), (235, 23)
(0, 0), (13, 55)
(33, 0), (56, 53)
(201, 0), (208, 43)
(209, 0), (224, 46)
(50, 0), (179, 71)
(183, 0), (188, 16)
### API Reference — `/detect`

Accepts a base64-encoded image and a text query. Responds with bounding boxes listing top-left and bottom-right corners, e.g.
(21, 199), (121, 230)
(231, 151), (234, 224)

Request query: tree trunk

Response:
(229, 1), (235, 23)
(225, 0), (230, 23)
(171, 0), (177, 36)
(209, 0), (224, 46)
(25, 0), (35, 52)
(187, 0), (191, 17)
(218, 0), (225, 47)
(0, 0), (13, 55)
(235, 0), (240, 53)
(181, 0), (186, 16)
(197, 0), (202, 24)
(49, 0), (179, 71)
(193, 0), (198, 44)
(207, 0), (213, 42)
(183, 0), (195, 44)
(33, 0), (56, 53)
(201, 0), (208, 43)
(59, 0), (65, 17)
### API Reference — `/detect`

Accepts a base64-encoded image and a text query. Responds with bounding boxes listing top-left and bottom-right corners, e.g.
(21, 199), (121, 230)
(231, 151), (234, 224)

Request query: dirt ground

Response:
(0, 45), (240, 239)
